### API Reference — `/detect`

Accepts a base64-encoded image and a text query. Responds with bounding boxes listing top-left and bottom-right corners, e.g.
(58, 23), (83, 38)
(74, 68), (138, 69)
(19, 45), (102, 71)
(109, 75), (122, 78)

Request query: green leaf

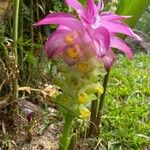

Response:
(116, 0), (150, 28)
(116, 0), (132, 15)
(26, 51), (38, 67)
(88, 94), (97, 102)
(79, 0), (86, 5)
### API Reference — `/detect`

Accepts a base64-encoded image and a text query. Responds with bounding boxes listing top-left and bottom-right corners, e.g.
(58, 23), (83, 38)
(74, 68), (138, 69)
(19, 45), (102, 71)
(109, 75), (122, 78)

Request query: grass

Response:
(100, 53), (150, 149)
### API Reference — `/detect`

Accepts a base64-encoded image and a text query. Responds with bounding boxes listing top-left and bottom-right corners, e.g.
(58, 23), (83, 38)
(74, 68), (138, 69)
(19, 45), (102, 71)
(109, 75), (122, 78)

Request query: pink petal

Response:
(94, 26), (110, 56)
(99, 49), (115, 70)
(57, 25), (71, 31)
(83, 0), (99, 24)
(35, 12), (82, 31)
(101, 20), (142, 40)
(45, 29), (71, 58)
(65, 0), (84, 15)
(87, 0), (98, 15)
(97, 0), (104, 10)
(101, 12), (131, 20)
(111, 37), (133, 58)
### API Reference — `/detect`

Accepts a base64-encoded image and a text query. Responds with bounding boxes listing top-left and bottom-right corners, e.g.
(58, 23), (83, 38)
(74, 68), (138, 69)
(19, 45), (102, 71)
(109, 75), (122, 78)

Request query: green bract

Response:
(53, 58), (104, 118)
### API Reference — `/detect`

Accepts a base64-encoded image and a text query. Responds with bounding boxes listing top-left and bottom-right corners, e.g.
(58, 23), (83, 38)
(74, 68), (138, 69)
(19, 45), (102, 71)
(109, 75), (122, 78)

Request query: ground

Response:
(0, 52), (150, 150)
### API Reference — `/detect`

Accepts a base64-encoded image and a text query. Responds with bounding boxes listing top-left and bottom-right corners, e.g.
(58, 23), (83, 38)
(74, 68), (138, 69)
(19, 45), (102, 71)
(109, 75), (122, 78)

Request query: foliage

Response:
(0, 0), (150, 149)
(101, 53), (150, 149)
(116, 0), (150, 28)
(136, 6), (150, 36)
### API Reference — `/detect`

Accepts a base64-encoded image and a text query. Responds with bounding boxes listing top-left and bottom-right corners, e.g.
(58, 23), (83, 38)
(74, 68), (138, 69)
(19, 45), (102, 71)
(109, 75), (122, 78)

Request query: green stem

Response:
(97, 69), (110, 135)
(30, 0), (34, 48)
(60, 114), (73, 150)
(13, 0), (20, 100)
(18, 0), (24, 81)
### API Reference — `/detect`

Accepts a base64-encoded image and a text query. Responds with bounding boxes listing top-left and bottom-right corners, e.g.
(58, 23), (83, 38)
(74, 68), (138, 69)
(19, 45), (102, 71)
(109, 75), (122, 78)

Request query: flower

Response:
(35, 12), (97, 66)
(78, 92), (88, 104)
(35, 0), (141, 70)
(79, 107), (91, 119)
(65, 0), (142, 69)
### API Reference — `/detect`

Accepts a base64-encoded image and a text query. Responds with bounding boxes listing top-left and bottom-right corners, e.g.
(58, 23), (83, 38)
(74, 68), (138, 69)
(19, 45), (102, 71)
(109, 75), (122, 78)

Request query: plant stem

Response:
(18, 0), (24, 80)
(88, 70), (110, 137)
(30, 0), (34, 48)
(96, 69), (110, 135)
(60, 114), (73, 150)
(13, 0), (20, 100)
(88, 98), (98, 136)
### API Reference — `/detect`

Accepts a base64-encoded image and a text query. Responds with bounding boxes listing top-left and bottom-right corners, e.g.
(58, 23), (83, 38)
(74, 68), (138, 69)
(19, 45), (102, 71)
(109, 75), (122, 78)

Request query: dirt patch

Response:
(21, 123), (60, 150)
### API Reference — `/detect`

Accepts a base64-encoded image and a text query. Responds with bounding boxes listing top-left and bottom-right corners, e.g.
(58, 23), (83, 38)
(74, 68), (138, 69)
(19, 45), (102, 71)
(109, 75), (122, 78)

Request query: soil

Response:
(0, 101), (105, 150)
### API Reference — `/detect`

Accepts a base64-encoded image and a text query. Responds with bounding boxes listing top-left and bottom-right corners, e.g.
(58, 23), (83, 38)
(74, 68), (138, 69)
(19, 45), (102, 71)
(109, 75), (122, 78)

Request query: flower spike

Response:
(35, 0), (141, 69)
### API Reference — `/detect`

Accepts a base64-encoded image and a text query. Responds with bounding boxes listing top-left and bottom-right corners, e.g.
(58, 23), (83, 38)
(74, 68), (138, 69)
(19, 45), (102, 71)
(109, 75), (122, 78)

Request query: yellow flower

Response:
(84, 83), (103, 95)
(95, 84), (103, 94)
(77, 62), (88, 73)
(80, 107), (91, 119)
(64, 32), (77, 44)
(66, 47), (79, 59)
(78, 92), (88, 104)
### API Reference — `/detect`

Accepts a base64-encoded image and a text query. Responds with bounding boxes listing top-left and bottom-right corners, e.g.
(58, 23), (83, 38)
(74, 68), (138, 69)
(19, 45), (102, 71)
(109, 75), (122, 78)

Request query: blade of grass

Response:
(95, 0), (150, 137)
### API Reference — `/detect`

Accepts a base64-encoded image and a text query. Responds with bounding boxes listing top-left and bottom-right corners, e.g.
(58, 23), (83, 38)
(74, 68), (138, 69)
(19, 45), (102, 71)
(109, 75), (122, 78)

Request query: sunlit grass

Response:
(101, 53), (150, 149)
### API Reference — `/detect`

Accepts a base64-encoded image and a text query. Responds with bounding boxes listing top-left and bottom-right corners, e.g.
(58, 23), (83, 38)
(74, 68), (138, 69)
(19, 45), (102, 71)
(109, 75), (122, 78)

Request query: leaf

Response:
(137, 134), (150, 141)
(116, 0), (150, 28)
(88, 94), (97, 102)
(25, 51), (38, 67)
(79, 0), (86, 5)
(19, 87), (31, 94)
(116, 0), (131, 15)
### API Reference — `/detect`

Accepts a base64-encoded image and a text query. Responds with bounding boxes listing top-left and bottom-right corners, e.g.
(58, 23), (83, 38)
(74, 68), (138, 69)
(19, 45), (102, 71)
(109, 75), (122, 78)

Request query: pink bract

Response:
(35, 0), (141, 70)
